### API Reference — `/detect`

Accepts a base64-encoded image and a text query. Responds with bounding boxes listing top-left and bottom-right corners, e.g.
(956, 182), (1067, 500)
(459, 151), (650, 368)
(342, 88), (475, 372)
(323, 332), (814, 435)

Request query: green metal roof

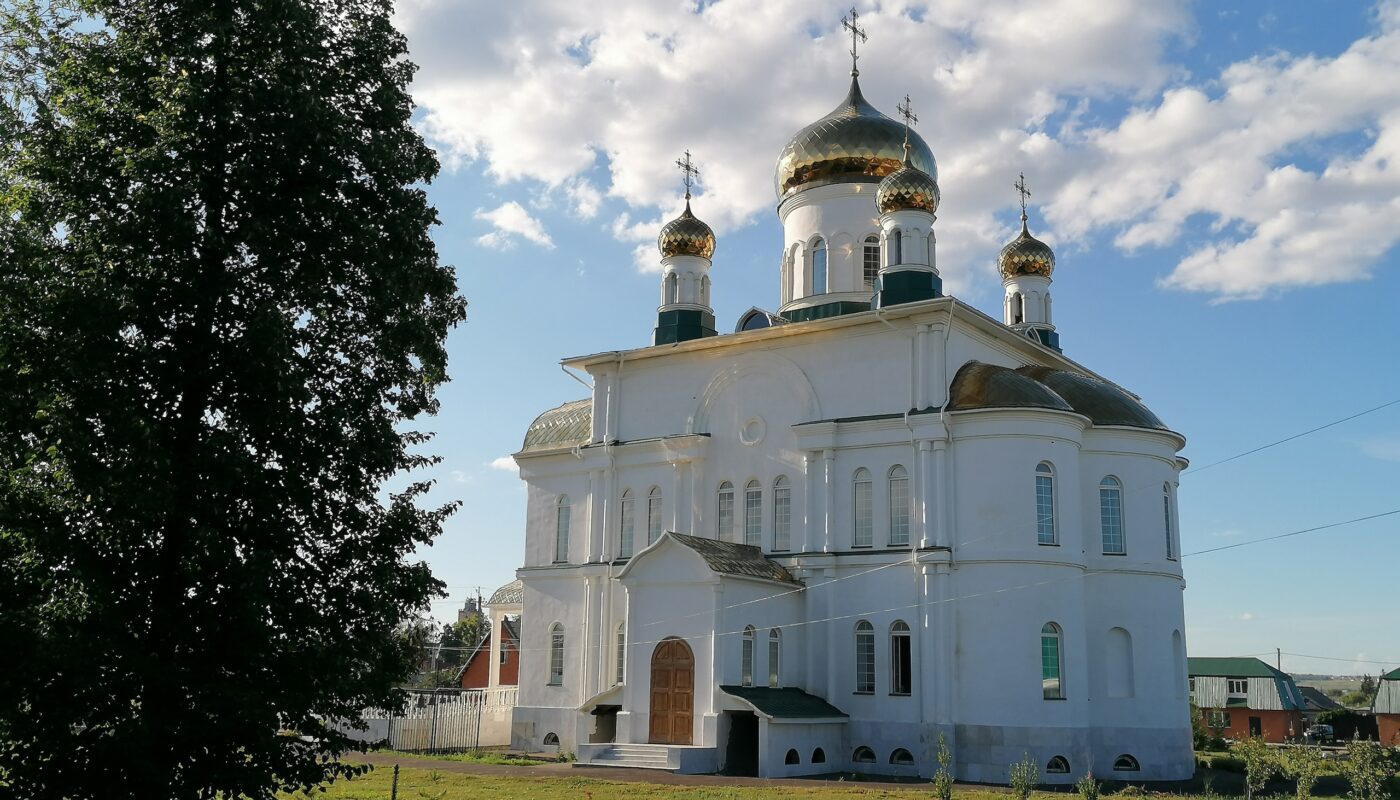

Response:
(720, 686), (848, 719)
(521, 398), (591, 452)
(1383, 667), (1400, 681)
(1188, 657), (1285, 679)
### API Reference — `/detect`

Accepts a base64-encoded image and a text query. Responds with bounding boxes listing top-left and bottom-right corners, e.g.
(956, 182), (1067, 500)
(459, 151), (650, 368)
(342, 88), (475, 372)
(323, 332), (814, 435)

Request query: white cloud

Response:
(1239, 612), (1257, 622)
(1359, 436), (1400, 462)
(449, 469), (471, 484)
(487, 456), (518, 473)
(399, 0), (1400, 301)
(474, 201), (555, 250)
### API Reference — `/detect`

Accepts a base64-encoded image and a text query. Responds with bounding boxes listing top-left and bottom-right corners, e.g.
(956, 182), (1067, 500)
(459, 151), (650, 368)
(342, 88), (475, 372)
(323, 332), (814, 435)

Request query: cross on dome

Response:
(896, 93), (918, 151)
(1014, 171), (1031, 223)
(675, 149), (700, 201)
(841, 7), (867, 77)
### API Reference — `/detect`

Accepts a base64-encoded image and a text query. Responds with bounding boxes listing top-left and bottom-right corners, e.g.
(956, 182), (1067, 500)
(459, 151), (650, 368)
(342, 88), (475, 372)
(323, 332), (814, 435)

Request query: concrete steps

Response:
(581, 743), (674, 770)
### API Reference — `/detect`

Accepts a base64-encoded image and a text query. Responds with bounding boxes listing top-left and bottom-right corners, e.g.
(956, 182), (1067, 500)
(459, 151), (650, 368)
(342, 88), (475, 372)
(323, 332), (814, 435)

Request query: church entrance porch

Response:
(648, 637), (695, 745)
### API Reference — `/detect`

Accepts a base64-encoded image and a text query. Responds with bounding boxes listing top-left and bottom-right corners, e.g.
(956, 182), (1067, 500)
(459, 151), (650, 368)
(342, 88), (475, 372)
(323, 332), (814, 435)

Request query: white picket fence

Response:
(335, 687), (518, 751)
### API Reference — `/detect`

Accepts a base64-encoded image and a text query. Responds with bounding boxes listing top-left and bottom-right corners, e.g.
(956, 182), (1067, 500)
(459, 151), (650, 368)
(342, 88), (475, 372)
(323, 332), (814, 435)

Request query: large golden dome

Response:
(775, 76), (936, 198)
(658, 200), (716, 260)
(998, 216), (1056, 280)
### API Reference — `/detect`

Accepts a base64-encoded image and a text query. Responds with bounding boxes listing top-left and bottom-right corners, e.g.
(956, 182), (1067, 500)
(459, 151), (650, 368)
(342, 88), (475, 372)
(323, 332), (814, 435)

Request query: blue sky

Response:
(393, 0), (1400, 676)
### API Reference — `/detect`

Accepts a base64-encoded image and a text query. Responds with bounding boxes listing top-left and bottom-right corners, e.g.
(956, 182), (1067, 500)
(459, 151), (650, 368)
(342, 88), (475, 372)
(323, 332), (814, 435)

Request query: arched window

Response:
(852, 746), (876, 763)
(701, 274), (711, 305)
(543, 731), (559, 746)
(615, 623), (626, 685)
(888, 465), (910, 546)
(717, 481), (735, 542)
(812, 747), (826, 764)
(1114, 754), (1140, 772)
(1100, 476), (1125, 555)
(928, 231), (937, 267)
(1047, 756), (1070, 774)
(768, 628), (782, 687)
(853, 468), (873, 547)
(773, 476), (791, 551)
(889, 620), (912, 696)
(888, 228), (902, 265)
(664, 272), (678, 305)
(855, 620), (875, 694)
(863, 235), (880, 286)
(741, 625), (755, 687)
(811, 238), (828, 294)
(1011, 292), (1024, 324)
(1035, 462), (1057, 545)
(1107, 627), (1135, 698)
(548, 623), (564, 686)
(1041, 622), (1063, 699)
(890, 748), (915, 765)
(1163, 483), (1176, 559)
(743, 480), (762, 547)
(647, 487), (663, 545)
(619, 489), (635, 559)
(554, 496), (570, 563)
(785, 749), (800, 765)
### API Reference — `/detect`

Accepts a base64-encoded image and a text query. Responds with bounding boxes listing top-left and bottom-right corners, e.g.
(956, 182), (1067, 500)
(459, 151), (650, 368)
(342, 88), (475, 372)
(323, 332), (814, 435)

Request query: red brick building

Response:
(1374, 667), (1400, 746)
(1189, 657), (1306, 743)
(457, 618), (520, 690)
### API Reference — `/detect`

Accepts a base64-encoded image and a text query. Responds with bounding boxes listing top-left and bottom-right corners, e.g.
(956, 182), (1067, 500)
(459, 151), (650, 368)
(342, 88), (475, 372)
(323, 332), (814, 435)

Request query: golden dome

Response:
(658, 200), (716, 260)
(775, 76), (936, 198)
(876, 151), (940, 214)
(998, 216), (1056, 280)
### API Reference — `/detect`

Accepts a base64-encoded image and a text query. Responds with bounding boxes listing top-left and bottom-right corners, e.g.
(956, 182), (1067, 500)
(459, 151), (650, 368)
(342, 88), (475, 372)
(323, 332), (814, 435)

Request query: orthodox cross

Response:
(896, 93), (918, 148)
(675, 150), (700, 201)
(841, 8), (867, 76)
(1014, 172), (1031, 220)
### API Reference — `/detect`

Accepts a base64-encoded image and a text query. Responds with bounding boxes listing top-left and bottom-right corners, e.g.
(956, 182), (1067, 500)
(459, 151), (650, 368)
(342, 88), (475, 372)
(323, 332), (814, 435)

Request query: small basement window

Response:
(543, 732), (559, 746)
(785, 749), (800, 765)
(1047, 756), (1070, 773)
(852, 746), (876, 763)
(1114, 754), (1140, 772)
(812, 747), (826, 764)
(890, 748), (915, 765)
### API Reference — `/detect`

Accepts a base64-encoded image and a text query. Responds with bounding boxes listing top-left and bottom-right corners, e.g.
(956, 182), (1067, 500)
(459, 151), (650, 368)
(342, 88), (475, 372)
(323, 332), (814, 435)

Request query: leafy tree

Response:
(1342, 735), (1392, 800)
(1283, 744), (1326, 800)
(1235, 736), (1281, 800)
(0, 0), (466, 795)
(1191, 701), (1211, 750)
(1360, 674), (1378, 698)
(1009, 752), (1039, 800)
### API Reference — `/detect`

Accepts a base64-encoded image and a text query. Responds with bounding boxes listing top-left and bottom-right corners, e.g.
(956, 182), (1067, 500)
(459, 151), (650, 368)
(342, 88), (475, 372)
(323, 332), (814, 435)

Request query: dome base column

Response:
(654, 308), (717, 345)
(876, 268), (941, 308)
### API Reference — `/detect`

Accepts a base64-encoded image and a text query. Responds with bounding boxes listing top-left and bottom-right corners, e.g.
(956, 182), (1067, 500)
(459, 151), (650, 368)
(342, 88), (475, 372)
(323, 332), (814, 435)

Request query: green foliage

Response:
(1343, 690), (1376, 708)
(0, 0), (466, 795)
(1342, 735), (1393, 800)
(931, 734), (954, 800)
(1191, 701), (1211, 750)
(1115, 786), (1146, 797)
(1283, 744), (1326, 800)
(1360, 675), (1378, 698)
(1075, 770), (1100, 800)
(1235, 736), (1281, 800)
(1009, 752), (1039, 800)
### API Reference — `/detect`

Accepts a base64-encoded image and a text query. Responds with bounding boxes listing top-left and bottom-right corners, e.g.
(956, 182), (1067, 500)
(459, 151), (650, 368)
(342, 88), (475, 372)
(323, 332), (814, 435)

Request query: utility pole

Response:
(1277, 648), (1282, 671)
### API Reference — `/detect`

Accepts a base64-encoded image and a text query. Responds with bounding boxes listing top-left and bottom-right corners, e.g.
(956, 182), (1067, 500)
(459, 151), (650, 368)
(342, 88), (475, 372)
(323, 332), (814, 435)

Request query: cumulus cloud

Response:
(487, 456), (518, 473)
(398, 0), (1400, 300)
(474, 201), (555, 250)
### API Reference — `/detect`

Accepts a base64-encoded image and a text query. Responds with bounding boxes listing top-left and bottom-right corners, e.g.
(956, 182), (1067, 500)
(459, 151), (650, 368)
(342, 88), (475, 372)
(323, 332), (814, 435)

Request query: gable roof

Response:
(1384, 667), (1400, 681)
(1298, 686), (1342, 711)
(1188, 657), (1286, 679)
(720, 686), (847, 720)
(664, 532), (800, 585)
(451, 620), (520, 683)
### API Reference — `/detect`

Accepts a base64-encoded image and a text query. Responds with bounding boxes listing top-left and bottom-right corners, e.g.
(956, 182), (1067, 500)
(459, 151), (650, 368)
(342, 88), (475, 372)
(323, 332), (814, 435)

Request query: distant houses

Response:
(1374, 667), (1400, 746)
(1188, 657), (1306, 743)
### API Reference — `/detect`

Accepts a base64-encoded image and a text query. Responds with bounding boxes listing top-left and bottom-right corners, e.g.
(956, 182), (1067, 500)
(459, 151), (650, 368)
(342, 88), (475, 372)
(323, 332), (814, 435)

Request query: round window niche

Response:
(739, 416), (766, 447)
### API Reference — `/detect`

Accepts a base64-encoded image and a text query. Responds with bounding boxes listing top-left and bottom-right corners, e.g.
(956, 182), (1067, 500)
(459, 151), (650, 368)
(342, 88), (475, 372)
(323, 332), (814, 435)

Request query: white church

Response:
(506, 17), (1193, 782)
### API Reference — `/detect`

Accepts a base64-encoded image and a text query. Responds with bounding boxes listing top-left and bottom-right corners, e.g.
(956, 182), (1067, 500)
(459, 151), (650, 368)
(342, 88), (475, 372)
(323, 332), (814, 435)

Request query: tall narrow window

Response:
(619, 489), (635, 559)
(1100, 476), (1125, 555)
(768, 629), (782, 687)
(773, 476), (791, 551)
(888, 229), (902, 265)
(717, 482), (735, 542)
(863, 235), (881, 286)
(741, 626), (755, 686)
(554, 496), (571, 563)
(888, 466), (910, 546)
(744, 480), (762, 547)
(1035, 462), (1057, 545)
(1012, 292), (1024, 324)
(548, 624), (564, 686)
(890, 620), (912, 696)
(1163, 483), (1176, 559)
(647, 487), (663, 545)
(853, 468), (873, 547)
(664, 272), (678, 305)
(1041, 622), (1063, 699)
(855, 621), (875, 694)
(811, 238), (828, 294)
(615, 624), (626, 685)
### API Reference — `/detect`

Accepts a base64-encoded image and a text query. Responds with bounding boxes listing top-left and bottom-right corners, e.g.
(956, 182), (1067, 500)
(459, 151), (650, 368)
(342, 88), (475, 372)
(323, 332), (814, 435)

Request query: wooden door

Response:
(648, 637), (694, 745)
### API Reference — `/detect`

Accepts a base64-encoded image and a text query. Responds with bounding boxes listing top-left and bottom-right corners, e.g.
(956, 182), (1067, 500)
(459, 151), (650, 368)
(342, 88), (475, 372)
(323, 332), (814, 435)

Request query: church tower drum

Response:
(999, 173), (1060, 351)
(874, 94), (941, 307)
(654, 151), (718, 346)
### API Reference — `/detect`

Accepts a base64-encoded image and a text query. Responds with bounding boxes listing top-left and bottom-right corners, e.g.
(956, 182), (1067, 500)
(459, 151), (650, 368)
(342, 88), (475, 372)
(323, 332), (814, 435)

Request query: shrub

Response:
(1342, 736), (1391, 800)
(931, 734), (954, 800)
(1283, 745), (1326, 800)
(1116, 785), (1146, 797)
(1076, 770), (1101, 800)
(1235, 736), (1281, 800)
(1009, 752), (1039, 800)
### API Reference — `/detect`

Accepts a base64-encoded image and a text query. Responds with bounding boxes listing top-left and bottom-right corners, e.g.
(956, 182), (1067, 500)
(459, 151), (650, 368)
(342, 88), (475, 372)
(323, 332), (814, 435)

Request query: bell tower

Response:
(654, 151), (717, 345)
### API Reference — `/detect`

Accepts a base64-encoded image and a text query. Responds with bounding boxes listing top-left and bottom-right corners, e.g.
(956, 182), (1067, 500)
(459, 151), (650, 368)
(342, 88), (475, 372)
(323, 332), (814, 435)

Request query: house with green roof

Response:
(1188, 657), (1306, 743)
(1373, 667), (1400, 746)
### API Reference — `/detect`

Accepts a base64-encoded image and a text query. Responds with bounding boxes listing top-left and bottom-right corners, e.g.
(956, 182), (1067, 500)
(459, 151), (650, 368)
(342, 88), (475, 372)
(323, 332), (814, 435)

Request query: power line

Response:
(1281, 652), (1398, 667)
(1182, 508), (1400, 557)
(1182, 398), (1400, 478)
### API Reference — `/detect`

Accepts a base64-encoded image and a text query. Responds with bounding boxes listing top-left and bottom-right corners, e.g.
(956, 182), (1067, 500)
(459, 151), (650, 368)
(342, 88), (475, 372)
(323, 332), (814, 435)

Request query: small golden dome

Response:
(876, 151), (940, 214)
(998, 216), (1056, 280)
(775, 76), (936, 198)
(658, 200), (716, 260)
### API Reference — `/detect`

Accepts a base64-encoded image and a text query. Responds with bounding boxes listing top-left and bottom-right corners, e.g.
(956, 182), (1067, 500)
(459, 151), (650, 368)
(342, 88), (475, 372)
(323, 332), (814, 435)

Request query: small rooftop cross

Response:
(1014, 171), (1031, 220)
(675, 149), (700, 200)
(896, 93), (918, 148)
(841, 7), (867, 76)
